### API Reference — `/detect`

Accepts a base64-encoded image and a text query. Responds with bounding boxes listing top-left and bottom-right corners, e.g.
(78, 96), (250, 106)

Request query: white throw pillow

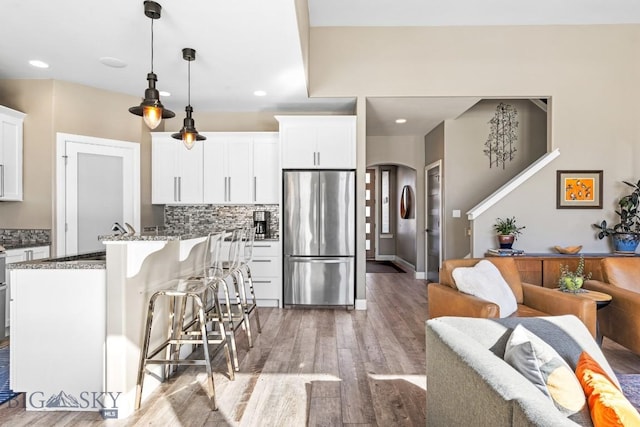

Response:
(504, 325), (591, 424)
(451, 260), (518, 317)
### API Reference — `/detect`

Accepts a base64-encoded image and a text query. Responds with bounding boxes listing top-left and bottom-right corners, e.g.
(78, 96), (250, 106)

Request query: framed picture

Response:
(556, 170), (603, 209)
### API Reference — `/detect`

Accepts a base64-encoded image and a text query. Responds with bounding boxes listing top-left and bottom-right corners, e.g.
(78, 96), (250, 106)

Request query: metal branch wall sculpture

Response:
(483, 103), (519, 169)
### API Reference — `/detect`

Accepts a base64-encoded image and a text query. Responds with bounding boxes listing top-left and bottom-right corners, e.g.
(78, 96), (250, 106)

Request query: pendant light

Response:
(128, 1), (174, 129)
(172, 48), (206, 149)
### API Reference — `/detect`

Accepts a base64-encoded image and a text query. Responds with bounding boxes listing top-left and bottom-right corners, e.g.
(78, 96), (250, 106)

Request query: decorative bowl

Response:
(554, 245), (582, 254)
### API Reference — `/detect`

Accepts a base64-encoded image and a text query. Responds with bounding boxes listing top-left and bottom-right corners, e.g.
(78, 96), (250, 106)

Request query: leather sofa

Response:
(583, 257), (640, 354)
(428, 258), (597, 337)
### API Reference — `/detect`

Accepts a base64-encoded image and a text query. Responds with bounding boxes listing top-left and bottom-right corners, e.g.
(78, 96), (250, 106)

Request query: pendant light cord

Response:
(187, 58), (191, 106)
(150, 18), (154, 73)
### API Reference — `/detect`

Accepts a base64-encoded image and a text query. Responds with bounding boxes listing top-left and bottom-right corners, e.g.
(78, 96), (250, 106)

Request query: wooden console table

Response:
(485, 253), (638, 288)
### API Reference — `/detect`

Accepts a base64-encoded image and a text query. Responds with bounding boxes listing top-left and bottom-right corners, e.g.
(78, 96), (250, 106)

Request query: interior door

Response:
(425, 161), (442, 282)
(365, 169), (375, 259)
(57, 134), (140, 255)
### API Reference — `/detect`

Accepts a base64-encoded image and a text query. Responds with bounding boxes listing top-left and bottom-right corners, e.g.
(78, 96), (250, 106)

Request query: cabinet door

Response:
(281, 126), (317, 168)
(0, 109), (24, 201)
(4, 248), (26, 264)
(316, 121), (356, 169)
(151, 137), (179, 204)
(203, 138), (226, 203)
(253, 135), (279, 203)
(226, 137), (253, 203)
(176, 141), (203, 203)
(30, 246), (50, 260)
(152, 136), (203, 204)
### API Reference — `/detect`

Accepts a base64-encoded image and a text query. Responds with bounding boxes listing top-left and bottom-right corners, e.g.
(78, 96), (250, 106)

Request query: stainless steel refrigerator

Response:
(283, 170), (355, 306)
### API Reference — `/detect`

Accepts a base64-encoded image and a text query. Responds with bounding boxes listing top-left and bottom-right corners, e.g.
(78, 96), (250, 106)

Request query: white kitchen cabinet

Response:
(151, 134), (203, 204)
(218, 239), (281, 307)
(252, 134), (279, 203)
(0, 106), (26, 201)
(5, 245), (50, 332)
(203, 132), (279, 204)
(249, 240), (281, 307)
(276, 115), (356, 169)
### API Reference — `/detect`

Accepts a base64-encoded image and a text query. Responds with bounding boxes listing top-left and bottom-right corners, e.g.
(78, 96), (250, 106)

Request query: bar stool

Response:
(135, 279), (219, 411)
(183, 232), (235, 378)
(237, 226), (262, 334)
(224, 228), (255, 347)
(209, 229), (251, 370)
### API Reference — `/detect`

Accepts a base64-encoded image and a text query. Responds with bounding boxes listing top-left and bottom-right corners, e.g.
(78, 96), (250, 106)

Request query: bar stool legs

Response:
(135, 281), (220, 411)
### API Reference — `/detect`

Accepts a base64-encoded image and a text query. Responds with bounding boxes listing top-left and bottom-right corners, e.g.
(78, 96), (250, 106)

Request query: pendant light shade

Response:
(172, 48), (206, 149)
(129, 1), (174, 129)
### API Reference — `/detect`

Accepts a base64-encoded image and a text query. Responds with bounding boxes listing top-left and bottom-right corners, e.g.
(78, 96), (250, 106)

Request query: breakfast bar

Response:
(8, 233), (209, 418)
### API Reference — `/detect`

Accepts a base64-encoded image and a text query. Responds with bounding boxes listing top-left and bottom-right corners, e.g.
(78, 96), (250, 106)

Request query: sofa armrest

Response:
(522, 283), (597, 338)
(428, 283), (499, 319)
(584, 279), (640, 354)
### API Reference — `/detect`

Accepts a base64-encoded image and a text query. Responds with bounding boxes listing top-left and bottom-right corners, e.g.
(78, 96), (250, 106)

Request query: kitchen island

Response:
(9, 234), (209, 418)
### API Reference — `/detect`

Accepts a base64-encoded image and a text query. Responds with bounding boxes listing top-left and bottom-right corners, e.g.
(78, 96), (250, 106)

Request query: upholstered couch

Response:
(583, 257), (640, 354)
(426, 315), (619, 426)
(428, 257), (598, 337)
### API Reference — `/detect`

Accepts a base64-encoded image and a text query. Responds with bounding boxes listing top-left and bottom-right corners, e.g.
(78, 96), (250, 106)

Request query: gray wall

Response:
(443, 99), (547, 258)
(396, 166), (417, 267)
(367, 135), (425, 272)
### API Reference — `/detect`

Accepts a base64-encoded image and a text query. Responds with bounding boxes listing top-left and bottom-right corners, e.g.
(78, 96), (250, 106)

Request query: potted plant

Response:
(494, 216), (525, 249)
(558, 255), (592, 293)
(593, 179), (640, 254)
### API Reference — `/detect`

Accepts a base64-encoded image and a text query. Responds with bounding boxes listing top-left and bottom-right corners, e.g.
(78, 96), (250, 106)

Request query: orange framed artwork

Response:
(556, 170), (603, 209)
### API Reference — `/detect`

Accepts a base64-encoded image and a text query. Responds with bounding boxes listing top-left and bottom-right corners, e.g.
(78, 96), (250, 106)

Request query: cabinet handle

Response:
(224, 177), (228, 201)
(253, 176), (257, 202)
(173, 177), (178, 202)
(0, 164), (4, 197)
(253, 245), (272, 248)
(178, 177), (182, 202)
(252, 259), (272, 263)
(317, 151), (320, 165)
(313, 152), (316, 166)
(228, 177), (231, 201)
(253, 280), (272, 284)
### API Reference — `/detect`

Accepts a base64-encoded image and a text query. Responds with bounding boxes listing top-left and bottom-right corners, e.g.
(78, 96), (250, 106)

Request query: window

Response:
(381, 170), (390, 234)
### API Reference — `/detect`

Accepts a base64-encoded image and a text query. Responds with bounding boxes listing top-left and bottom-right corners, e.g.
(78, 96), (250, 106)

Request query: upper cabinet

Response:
(202, 132), (279, 204)
(0, 106), (26, 201)
(151, 134), (203, 204)
(276, 115), (356, 169)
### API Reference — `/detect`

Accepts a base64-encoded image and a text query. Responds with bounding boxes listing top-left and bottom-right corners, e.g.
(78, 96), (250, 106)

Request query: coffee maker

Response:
(253, 210), (270, 240)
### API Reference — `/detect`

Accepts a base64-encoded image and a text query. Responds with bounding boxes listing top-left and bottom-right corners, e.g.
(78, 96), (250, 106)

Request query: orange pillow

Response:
(575, 351), (640, 426)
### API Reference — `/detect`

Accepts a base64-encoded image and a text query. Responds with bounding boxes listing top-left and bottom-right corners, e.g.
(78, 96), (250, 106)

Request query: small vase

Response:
(612, 233), (640, 254)
(497, 234), (515, 249)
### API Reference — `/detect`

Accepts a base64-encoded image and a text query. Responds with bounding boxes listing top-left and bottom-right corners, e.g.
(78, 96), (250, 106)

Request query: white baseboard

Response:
(375, 255), (395, 261)
(414, 271), (426, 280)
(355, 299), (367, 310)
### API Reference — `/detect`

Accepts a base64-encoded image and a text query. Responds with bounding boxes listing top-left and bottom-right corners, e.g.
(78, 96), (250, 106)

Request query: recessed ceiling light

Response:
(254, 90), (267, 97)
(159, 91), (170, 97)
(99, 57), (127, 68)
(395, 118), (407, 124)
(29, 60), (49, 69)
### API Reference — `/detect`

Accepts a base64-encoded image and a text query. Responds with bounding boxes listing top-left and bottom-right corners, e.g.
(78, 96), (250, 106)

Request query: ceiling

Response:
(1, 0), (639, 135)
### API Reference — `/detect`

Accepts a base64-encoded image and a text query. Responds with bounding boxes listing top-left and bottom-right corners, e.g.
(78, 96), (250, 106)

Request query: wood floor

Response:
(1, 270), (639, 426)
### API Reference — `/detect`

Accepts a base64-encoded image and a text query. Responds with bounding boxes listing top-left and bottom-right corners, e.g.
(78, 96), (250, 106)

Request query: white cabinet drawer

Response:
(250, 258), (280, 277)
(252, 277), (281, 305)
(251, 242), (280, 257)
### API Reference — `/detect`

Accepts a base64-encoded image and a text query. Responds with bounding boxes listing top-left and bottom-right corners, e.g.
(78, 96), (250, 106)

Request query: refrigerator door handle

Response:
(319, 181), (325, 247)
(288, 256), (351, 264)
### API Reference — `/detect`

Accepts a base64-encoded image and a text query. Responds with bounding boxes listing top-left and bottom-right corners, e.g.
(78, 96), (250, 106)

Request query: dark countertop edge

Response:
(7, 260), (106, 270)
(99, 233), (208, 242)
(1, 242), (51, 250)
(7, 250), (106, 269)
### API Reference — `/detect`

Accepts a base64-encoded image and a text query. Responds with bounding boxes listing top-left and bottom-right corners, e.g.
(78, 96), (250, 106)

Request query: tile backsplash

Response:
(164, 204), (279, 237)
(0, 228), (51, 247)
